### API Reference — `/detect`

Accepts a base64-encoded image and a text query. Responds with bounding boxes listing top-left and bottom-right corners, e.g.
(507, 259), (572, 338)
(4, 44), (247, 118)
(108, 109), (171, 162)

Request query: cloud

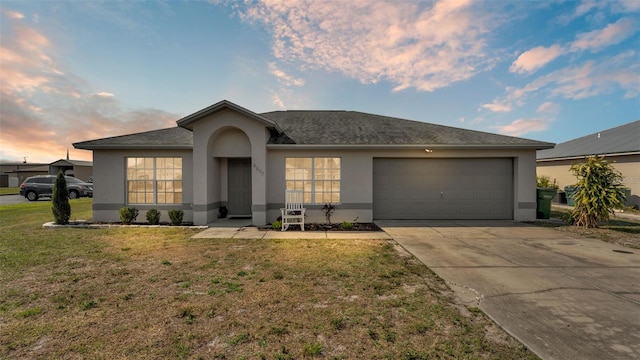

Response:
(268, 62), (305, 87)
(2, 9), (24, 19)
(493, 118), (550, 137)
(480, 102), (511, 113)
(486, 50), (639, 114)
(240, 0), (495, 92)
(0, 12), (178, 163)
(536, 102), (559, 114)
(509, 45), (563, 74)
(570, 17), (637, 52)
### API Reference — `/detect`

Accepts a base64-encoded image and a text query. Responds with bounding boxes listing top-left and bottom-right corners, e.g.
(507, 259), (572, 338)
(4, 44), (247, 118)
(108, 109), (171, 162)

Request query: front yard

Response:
(0, 199), (537, 359)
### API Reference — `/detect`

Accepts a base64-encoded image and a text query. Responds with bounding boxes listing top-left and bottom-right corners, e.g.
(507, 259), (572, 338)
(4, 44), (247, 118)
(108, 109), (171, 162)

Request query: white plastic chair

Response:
(280, 190), (305, 231)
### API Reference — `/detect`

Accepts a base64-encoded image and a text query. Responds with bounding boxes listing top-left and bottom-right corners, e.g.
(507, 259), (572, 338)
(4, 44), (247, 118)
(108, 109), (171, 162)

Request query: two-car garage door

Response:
(373, 158), (513, 220)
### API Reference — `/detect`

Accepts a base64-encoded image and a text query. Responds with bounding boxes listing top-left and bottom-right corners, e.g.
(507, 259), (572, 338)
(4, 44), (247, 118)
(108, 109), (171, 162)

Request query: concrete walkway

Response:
(378, 220), (640, 360)
(192, 226), (391, 240)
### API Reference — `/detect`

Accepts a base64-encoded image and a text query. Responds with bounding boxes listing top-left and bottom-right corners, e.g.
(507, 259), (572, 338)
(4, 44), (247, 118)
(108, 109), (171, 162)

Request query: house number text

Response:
(253, 164), (264, 176)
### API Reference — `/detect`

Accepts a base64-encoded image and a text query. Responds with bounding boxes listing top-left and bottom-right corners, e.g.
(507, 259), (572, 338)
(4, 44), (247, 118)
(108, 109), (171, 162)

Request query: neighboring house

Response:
(0, 163), (49, 187)
(537, 120), (640, 207)
(74, 100), (554, 226)
(49, 159), (93, 182)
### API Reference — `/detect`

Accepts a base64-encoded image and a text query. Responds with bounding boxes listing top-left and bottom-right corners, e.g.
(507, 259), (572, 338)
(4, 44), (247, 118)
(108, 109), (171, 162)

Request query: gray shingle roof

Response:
(537, 120), (640, 160)
(264, 110), (553, 148)
(74, 106), (554, 150)
(74, 127), (193, 149)
(49, 159), (93, 166)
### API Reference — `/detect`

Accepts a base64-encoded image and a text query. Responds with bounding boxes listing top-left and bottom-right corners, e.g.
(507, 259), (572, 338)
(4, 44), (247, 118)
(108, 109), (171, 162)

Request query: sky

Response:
(1, 0), (638, 163)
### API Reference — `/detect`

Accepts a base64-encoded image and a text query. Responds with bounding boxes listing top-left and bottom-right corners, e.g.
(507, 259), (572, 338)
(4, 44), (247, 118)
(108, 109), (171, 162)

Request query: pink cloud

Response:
(570, 17), (637, 52)
(509, 45), (563, 74)
(241, 0), (495, 92)
(2, 10), (24, 19)
(493, 118), (550, 137)
(0, 12), (178, 163)
(480, 102), (512, 113)
(536, 102), (560, 114)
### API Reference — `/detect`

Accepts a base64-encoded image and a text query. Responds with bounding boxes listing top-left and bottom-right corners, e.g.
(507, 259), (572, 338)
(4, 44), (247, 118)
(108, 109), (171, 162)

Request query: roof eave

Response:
(177, 99), (282, 133)
(73, 144), (193, 151)
(267, 143), (554, 150)
(537, 150), (640, 162)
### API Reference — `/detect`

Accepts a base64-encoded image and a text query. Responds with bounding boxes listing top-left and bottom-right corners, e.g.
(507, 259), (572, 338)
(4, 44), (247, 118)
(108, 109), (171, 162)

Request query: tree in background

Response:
(570, 156), (626, 228)
(52, 172), (71, 224)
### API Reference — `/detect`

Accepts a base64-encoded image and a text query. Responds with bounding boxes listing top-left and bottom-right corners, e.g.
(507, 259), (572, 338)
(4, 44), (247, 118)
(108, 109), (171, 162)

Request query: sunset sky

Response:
(1, 0), (638, 163)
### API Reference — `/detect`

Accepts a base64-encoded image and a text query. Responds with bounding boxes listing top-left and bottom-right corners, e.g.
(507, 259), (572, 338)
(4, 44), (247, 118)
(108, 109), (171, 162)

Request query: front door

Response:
(227, 158), (252, 216)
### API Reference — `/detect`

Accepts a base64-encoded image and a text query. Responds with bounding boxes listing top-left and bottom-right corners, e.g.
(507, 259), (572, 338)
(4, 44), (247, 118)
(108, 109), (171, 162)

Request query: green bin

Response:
(623, 188), (631, 206)
(536, 187), (556, 219)
(564, 186), (576, 206)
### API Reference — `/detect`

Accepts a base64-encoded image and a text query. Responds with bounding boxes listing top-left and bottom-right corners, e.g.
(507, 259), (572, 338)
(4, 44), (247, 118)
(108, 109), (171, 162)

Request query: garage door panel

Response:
(373, 158), (513, 220)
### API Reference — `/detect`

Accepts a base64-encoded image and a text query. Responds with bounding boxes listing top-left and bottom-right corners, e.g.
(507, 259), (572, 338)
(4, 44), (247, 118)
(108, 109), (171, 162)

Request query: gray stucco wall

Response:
(266, 148), (538, 224)
(92, 149), (193, 223)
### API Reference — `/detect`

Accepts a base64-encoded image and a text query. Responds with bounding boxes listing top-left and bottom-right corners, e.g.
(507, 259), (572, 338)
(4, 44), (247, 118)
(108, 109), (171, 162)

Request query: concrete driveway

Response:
(378, 220), (640, 360)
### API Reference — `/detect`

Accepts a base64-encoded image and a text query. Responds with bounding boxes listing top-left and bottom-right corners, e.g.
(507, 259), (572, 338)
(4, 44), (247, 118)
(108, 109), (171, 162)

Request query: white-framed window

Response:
(126, 157), (183, 204)
(285, 157), (340, 204)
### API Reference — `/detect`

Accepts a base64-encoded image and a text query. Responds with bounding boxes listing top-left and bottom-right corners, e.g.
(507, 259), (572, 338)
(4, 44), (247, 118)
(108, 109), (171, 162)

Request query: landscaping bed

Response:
(278, 222), (382, 231)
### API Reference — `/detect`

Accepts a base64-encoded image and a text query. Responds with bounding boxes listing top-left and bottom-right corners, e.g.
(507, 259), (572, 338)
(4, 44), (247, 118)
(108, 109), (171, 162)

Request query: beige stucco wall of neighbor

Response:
(190, 109), (270, 225)
(266, 148), (538, 224)
(537, 154), (640, 207)
(91, 149), (193, 223)
(74, 165), (93, 183)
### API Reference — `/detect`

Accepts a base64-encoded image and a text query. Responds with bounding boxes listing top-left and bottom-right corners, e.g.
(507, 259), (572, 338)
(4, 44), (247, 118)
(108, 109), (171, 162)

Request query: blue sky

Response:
(1, 0), (638, 162)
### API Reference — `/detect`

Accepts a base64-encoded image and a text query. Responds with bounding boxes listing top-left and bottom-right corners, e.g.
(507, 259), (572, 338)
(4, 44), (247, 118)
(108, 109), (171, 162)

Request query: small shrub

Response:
(341, 221), (353, 230)
(52, 172), (71, 224)
(321, 203), (335, 224)
(146, 209), (161, 225)
(536, 175), (558, 189)
(272, 220), (282, 230)
(119, 207), (139, 225)
(168, 209), (184, 226)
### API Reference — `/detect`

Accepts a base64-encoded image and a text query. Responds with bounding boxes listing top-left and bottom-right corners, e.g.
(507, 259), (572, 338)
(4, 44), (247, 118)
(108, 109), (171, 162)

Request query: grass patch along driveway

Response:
(1, 199), (537, 359)
(535, 208), (640, 249)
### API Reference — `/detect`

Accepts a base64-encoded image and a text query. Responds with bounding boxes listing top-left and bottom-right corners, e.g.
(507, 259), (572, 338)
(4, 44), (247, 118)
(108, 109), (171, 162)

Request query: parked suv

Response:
(19, 175), (93, 201)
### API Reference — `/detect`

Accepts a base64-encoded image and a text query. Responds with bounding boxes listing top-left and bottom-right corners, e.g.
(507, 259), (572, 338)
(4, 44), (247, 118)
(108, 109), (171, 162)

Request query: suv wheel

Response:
(26, 191), (38, 201)
(69, 190), (79, 199)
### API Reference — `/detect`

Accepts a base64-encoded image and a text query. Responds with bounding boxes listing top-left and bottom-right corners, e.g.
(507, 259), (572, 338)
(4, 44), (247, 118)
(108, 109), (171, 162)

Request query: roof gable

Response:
(50, 159), (93, 166)
(177, 99), (281, 132)
(537, 120), (640, 160)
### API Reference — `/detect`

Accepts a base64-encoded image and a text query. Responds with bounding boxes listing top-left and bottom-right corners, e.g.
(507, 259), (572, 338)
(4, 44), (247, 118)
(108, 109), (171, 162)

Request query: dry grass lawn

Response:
(1, 199), (538, 359)
(537, 209), (640, 249)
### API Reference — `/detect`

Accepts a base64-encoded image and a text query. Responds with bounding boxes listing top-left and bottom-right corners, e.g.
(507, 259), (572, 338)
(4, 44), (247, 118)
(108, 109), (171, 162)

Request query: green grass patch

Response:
(0, 187), (19, 195)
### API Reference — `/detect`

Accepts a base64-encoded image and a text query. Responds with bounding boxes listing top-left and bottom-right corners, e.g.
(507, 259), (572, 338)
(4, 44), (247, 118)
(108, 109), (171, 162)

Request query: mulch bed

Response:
(289, 222), (382, 231)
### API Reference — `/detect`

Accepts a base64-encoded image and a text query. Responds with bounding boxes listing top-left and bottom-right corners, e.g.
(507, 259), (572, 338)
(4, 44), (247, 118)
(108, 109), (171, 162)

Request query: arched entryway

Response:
(211, 127), (252, 217)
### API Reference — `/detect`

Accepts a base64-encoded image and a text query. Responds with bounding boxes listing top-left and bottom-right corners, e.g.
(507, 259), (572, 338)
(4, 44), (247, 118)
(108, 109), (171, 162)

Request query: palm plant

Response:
(569, 156), (626, 228)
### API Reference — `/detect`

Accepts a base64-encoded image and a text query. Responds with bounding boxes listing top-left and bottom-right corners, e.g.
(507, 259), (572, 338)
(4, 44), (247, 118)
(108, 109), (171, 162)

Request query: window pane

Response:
(175, 193), (183, 203)
(157, 193), (166, 204)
